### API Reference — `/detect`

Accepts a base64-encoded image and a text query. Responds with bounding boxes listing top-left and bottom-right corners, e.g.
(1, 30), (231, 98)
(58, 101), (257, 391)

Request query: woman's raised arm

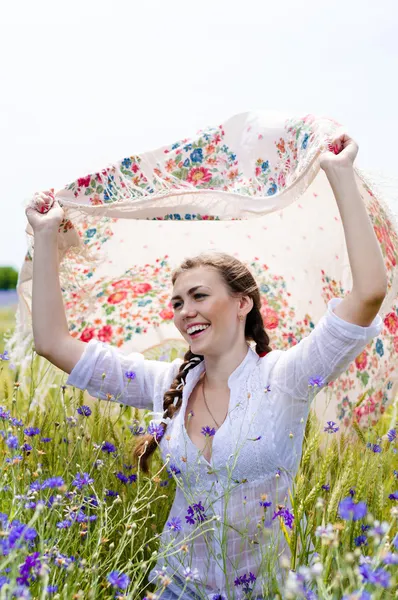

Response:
(26, 191), (86, 374)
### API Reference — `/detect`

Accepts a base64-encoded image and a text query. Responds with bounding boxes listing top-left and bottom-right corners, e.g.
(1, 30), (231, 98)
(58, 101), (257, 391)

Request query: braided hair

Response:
(133, 252), (272, 473)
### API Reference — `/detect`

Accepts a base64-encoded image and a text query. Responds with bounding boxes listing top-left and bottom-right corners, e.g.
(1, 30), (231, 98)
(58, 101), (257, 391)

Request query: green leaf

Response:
(85, 188), (93, 196)
(105, 306), (116, 315)
(96, 185), (104, 194)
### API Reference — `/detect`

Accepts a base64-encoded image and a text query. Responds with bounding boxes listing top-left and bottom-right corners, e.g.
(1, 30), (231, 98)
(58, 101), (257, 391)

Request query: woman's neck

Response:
(201, 342), (249, 390)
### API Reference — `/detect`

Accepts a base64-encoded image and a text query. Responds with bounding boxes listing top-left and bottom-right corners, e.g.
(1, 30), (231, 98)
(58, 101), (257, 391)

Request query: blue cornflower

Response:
(359, 563), (391, 588)
(0, 406), (11, 419)
(0, 350), (9, 361)
(21, 443), (32, 453)
(72, 472), (94, 489)
(259, 499), (272, 508)
(393, 533), (398, 549)
(6, 435), (19, 450)
(372, 444), (382, 453)
(166, 516), (182, 532)
(101, 441), (116, 454)
(308, 376), (324, 387)
(10, 417), (23, 427)
(41, 477), (65, 489)
(322, 484), (330, 491)
(234, 571), (256, 592)
(324, 421), (339, 434)
(47, 586), (58, 594)
(185, 501), (207, 525)
(201, 426), (216, 437)
(40, 438), (52, 443)
(388, 491), (398, 501)
(116, 472), (128, 484)
(339, 497), (367, 521)
(167, 464), (181, 477)
(387, 429), (396, 442)
(107, 570), (130, 589)
(56, 520), (72, 529)
(105, 490), (119, 497)
(354, 535), (368, 546)
(125, 371), (136, 380)
(77, 405), (92, 417)
(272, 507), (294, 529)
(147, 422), (165, 440)
(23, 427), (40, 437)
(128, 422), (145, 435)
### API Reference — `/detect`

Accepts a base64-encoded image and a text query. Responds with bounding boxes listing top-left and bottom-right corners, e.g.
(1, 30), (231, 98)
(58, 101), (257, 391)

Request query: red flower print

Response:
(187, 167), (212, 186)
(98, 325), (113, 342)
(355, 350), (368, 371)
(77, 175), (91, 188)
(107, 291), (127, 304)
(131, 282), (152, 295)
(160, 308), (174, 320)
(384, 311), (398, 334)
(112, 279), (132, 290)
(260, 306), (279, 329)
(80, 327), (95, 342)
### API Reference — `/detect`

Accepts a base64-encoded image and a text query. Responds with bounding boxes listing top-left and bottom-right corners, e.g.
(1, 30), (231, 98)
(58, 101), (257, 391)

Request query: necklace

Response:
(202, 373), (227, 429)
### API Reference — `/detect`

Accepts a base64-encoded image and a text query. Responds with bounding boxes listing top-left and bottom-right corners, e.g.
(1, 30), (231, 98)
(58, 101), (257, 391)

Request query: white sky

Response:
(1, 0), (398, 270)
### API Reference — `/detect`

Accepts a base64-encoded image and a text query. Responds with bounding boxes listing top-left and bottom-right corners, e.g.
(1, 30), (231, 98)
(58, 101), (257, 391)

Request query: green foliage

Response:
(0, 266), (18, 290)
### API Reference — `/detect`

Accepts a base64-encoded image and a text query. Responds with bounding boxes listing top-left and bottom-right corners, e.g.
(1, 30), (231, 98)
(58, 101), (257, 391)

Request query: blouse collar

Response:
(185, 344), (259, 390)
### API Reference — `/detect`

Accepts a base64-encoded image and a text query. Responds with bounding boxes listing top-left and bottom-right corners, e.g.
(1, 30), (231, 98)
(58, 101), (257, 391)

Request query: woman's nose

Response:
(180, 303), (197, 318)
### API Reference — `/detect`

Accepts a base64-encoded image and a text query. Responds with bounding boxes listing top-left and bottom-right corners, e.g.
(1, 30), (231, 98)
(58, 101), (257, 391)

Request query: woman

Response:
(26, 132), (387, 599)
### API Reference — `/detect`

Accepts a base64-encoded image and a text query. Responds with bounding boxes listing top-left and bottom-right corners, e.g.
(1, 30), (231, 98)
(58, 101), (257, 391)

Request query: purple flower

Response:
(23, 427), (40, 437)
(234, 571), (256, 592)
(116, 472), (128, 484)
(324, 421), (339, 434)
(167, 464), (181, 477)
(167, 516), (182, 532)
(354, 535), (368, 546)
(72, 472), (94, 489)
(77, 405), (92, 417)
(125, 371), (136, 381)
(101, 441), (116, 454)
(393, 533), (398, 549)
(41, 477), (65, 489)
(388, 491), (398, 501)
(359, 563), (391, 588)
(342, 592), (371, 600)
(21, 443), (32, 453)
(372, 444), (382, 453)
(147, 422), (165, 441)
(17, 551), (41, 585)
(272, 507), (294, 529)
(128, 423), (145, 435)
(308, 376), (324, 387)
(185, 501), (207, 525)
(0, 350), (9, 361)
(10, 418), (23, 427)
(339, 497), (367, 521)
(47, 586), (58, 594)
(201, 426), (216, 437)
(322, 483), (330, 491)
(387, 428), (396, 442)
(0, 406), (10, 419)
(259, 499), (272, 508)
(107, 570), (130, 589)
(40, 437), (52, 443)
(105, 490), (119, 497)
(6, 435), (19, 450)
(57, 520), (72, 529)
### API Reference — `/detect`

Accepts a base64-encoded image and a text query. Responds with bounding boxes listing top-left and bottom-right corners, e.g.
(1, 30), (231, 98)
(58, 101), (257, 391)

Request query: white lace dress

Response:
(66, 298), (382, 599)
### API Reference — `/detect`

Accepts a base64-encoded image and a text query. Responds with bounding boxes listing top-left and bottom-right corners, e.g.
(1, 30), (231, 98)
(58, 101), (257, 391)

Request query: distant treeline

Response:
(0, 267), (18, 290)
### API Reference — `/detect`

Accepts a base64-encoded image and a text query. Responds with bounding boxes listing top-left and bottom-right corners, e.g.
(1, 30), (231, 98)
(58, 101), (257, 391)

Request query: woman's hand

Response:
(320, 131), (359, 173)
(25, 189), (65, 234)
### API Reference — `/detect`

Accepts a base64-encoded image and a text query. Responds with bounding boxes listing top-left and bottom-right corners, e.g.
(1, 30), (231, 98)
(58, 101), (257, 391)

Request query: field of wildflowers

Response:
(0, 308), (397, 600)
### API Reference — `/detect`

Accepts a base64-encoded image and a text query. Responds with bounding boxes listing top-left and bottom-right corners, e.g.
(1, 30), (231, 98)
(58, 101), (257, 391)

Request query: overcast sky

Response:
(1, 0), (397, 270)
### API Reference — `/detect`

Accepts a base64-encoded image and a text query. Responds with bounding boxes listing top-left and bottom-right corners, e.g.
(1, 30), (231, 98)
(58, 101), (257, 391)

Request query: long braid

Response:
(133, 349), (203, 474)
(246, 303), (273, 357)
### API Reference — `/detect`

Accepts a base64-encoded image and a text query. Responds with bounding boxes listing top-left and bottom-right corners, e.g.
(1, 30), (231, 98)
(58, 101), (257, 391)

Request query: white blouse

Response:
(66, 298), (382, 599)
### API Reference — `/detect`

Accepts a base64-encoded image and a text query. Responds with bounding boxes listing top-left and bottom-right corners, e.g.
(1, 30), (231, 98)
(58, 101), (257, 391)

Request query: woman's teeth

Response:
(188, 325), (210, 338)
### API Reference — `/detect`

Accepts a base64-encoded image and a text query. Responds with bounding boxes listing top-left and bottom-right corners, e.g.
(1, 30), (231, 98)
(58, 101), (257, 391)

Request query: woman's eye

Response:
(172, 294), (206, 310)
(194, 294), (206, 299)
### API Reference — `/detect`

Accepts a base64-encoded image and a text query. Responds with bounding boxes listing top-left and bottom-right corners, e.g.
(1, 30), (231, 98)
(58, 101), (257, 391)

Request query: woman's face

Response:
(171, 266), (248, 356)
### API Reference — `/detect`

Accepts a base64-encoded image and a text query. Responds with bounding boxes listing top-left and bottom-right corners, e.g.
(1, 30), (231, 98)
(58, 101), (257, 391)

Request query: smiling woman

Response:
(7, 109), (398, 598)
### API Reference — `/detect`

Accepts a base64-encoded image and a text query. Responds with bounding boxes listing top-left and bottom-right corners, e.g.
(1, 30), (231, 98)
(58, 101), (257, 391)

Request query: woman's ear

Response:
(239, 295), (254, 316)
